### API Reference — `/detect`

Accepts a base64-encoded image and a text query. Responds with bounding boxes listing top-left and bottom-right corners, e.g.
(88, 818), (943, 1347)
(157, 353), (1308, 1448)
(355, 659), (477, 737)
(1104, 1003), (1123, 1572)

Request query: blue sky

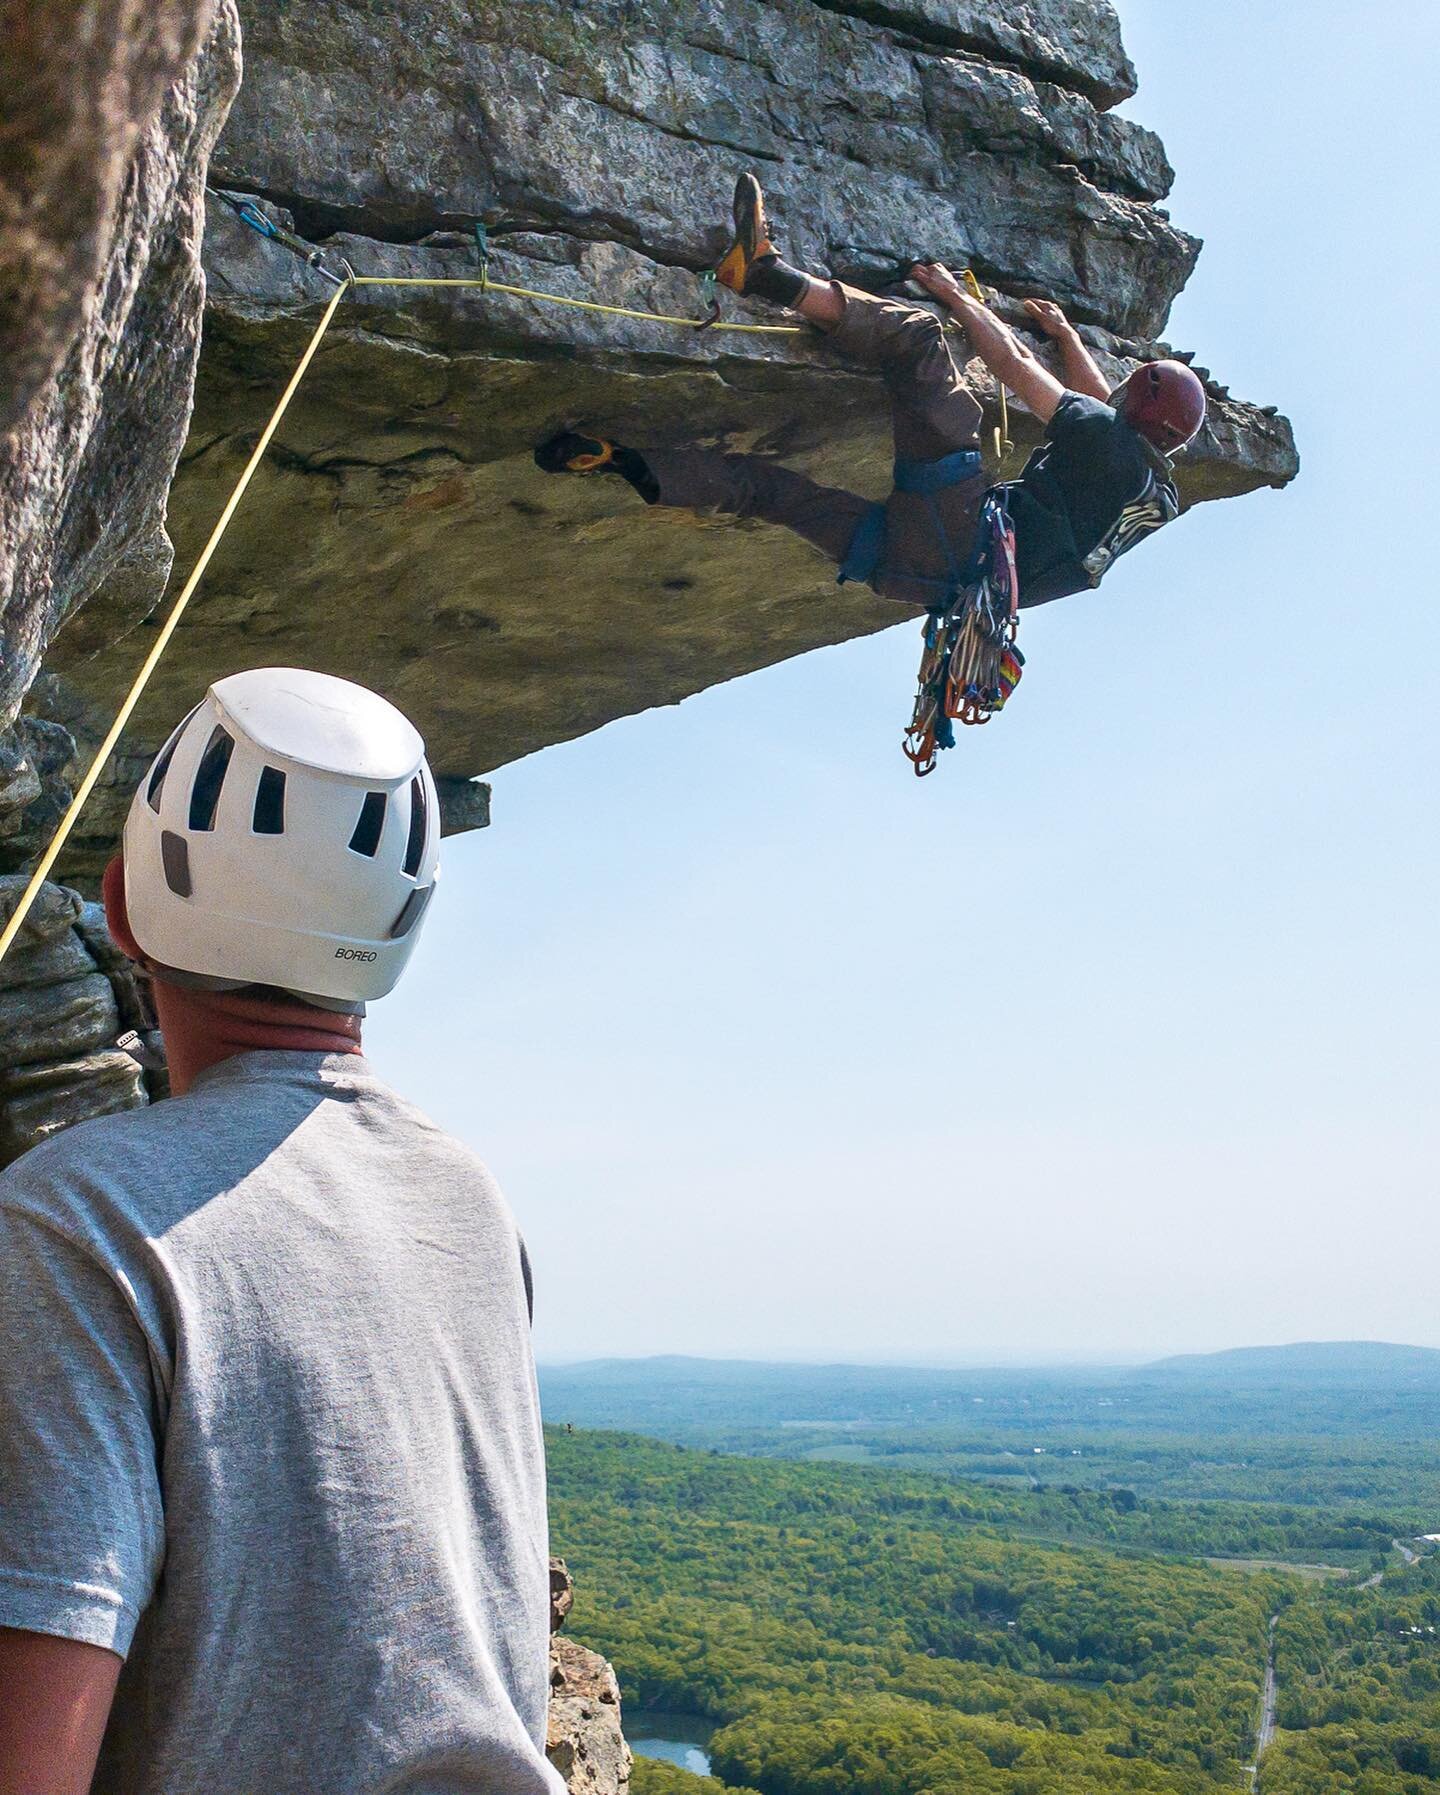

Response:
(369, 0), (1440, 1365)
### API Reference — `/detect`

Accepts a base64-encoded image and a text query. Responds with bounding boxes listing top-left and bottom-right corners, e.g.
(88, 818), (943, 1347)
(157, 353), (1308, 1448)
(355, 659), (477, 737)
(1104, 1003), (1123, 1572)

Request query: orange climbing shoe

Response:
(715, 173), (778, 295)
(534, 431), (616, 473)
(533, 432), (661, 503)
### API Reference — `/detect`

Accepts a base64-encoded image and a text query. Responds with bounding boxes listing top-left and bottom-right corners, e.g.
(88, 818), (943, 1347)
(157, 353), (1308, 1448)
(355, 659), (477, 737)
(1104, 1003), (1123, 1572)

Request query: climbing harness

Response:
(836, 449), (984, 594)
(902, 491), (1024, 776)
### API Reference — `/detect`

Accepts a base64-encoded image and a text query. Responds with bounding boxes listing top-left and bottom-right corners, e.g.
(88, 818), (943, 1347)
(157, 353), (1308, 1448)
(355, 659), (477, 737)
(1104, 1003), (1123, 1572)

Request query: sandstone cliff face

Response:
(0, 2), (240, 866)
(34, 0), (1296, 883)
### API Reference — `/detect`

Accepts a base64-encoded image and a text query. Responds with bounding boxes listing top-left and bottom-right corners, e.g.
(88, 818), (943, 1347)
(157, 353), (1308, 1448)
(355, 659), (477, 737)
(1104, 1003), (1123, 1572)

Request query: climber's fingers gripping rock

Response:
(908, 264), (1067, 427)
(1023, 297), (1072, 340)
(908, 262), (969, 309)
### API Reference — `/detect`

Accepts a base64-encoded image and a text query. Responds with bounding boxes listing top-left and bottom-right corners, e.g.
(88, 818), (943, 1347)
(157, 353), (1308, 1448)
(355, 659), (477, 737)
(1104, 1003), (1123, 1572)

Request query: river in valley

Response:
(625, 1710), (716, 1776)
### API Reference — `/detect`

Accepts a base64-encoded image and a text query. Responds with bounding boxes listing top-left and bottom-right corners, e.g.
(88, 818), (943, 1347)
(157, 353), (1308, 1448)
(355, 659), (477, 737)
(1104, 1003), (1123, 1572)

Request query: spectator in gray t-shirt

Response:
(0, 669), (564, 1795)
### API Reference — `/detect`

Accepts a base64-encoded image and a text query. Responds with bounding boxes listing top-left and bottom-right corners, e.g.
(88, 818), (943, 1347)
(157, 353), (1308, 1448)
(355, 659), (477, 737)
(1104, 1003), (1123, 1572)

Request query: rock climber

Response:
(535, 173), (1206, 612)
(0, 669), (563, 1795)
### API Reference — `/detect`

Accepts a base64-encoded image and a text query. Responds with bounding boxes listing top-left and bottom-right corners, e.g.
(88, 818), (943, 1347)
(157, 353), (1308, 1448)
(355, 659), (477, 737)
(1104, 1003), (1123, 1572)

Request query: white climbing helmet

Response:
(123, 667), (440, 1011)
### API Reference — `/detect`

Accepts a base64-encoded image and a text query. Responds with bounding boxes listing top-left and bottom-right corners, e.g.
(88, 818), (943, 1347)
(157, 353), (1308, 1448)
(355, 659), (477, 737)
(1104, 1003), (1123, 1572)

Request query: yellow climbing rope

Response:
(0, 277), (352, 970)
(0, 254), (1013, 969)
(348, 272), (803, 334)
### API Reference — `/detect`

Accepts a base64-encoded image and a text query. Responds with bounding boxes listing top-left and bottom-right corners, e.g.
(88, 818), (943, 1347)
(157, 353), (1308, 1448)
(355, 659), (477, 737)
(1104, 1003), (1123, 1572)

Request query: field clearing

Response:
(1203, 1556), (1350, 1582)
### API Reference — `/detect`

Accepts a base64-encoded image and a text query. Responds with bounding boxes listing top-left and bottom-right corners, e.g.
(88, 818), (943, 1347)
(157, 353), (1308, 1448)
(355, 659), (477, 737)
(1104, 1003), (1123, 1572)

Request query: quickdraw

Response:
(695, 269), (722, 329)
(207, 186), (354, 287)
(902, 493), (1024, 776)
(960, 269), (1014, 462)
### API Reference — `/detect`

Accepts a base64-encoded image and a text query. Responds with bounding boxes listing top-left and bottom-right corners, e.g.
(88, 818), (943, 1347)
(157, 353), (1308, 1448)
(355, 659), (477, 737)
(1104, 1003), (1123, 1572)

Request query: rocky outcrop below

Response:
(548, 1557), (633, 1795)
(33, 0), (1296, 883)
(0, 877), (162, 1168)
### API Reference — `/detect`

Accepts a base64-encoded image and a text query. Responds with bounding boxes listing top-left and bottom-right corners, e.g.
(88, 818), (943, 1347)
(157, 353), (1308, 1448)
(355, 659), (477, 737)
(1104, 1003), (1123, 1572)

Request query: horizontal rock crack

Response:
(797, 0), (1135, 109)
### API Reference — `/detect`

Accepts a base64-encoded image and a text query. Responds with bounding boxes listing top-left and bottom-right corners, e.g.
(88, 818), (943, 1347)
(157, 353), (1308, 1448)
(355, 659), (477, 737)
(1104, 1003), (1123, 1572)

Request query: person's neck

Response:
(151, 981), (363, 1096)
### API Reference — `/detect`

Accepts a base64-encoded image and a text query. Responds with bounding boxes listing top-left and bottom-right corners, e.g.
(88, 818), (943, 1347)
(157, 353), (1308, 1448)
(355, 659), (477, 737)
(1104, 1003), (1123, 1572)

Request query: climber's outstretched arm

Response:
(910, 264), (1065, 424)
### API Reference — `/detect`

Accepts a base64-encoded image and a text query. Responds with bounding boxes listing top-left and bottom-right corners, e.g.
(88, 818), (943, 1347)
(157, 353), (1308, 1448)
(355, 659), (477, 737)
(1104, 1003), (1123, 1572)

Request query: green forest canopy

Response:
(548, 1428), (1440, 1795)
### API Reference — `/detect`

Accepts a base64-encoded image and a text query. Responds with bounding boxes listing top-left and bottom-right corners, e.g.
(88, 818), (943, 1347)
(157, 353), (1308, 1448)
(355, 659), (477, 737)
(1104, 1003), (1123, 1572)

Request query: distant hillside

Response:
(538, 1354), (1133, 1434)
(546, 1344), (1440, 1389)
(539, 1348), (1440, 1463)
(543, 1355), (1003, 1385)
(1145, 1342), (1440, 1383)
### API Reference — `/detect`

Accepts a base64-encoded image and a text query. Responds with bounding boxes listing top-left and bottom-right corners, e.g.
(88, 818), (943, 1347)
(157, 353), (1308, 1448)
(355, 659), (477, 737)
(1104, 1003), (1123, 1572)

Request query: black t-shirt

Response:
(1005, 391), (1175, 607)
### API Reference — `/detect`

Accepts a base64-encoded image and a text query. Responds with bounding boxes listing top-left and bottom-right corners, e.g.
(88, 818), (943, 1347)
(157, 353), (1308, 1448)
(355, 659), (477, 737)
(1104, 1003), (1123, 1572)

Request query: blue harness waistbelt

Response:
(837, 448), (985, 593)
(893, 448), (984, 496)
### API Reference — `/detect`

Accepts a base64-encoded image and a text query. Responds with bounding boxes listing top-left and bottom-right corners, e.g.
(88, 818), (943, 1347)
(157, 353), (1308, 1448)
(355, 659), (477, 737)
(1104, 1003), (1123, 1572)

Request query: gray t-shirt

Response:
(0, 1049), (563, 1795)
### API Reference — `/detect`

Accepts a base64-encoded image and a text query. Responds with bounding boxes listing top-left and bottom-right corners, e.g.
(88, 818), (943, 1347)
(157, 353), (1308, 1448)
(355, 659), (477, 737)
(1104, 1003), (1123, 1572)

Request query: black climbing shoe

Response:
(534, 432), (661, 505)
(534, 431), (616, 474)
(716, 173), (779, 295)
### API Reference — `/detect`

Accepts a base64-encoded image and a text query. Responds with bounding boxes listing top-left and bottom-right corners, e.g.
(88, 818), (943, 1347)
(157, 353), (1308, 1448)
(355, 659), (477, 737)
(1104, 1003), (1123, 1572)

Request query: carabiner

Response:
(694, 270), (722, 330)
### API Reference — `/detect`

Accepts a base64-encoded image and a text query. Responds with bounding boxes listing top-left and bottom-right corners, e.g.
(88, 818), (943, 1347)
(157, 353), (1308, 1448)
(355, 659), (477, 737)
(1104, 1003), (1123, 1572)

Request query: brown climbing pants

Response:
(642, 284), (991, 610)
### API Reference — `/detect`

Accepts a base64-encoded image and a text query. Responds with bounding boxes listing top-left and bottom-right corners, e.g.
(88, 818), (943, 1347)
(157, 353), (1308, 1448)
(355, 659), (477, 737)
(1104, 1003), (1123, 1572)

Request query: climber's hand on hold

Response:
(909, 262), (971, 313)
(1023, 297), (1073, 340)
(911, 263), (1065, 425)
(1025, 297), (1112, 403)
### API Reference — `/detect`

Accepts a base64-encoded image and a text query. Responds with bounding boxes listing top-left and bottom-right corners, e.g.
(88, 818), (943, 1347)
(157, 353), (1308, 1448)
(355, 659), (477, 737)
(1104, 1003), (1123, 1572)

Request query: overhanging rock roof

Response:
(45, 0), (1298, 880)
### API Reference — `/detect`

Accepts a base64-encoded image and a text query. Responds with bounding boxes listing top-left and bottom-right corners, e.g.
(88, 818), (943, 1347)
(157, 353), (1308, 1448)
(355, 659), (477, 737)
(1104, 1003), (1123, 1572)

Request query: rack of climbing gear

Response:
(902, 491), (1024, 777)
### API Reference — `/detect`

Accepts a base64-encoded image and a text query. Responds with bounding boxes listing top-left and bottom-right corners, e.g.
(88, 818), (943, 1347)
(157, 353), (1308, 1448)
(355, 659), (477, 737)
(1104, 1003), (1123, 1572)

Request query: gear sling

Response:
(838, 451), (1026, 777)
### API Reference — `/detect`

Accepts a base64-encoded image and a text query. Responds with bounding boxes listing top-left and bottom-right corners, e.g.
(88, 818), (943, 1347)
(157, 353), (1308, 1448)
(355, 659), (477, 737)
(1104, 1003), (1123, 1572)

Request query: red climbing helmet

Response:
(1113, 359), (1207, 453)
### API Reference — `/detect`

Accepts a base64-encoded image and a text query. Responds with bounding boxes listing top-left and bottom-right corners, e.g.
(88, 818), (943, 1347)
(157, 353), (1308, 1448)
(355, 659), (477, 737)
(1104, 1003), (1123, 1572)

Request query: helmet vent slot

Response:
(252, 766), (287, 835)
(146, 737), (181, 812)
(145, 703), (202, 813)
(402, 776), (428, 877)
(188, 727), (235, 831)
(389, 883), (434, 940)
(349, 791), (387, 857)
(160, 831), (193, 898)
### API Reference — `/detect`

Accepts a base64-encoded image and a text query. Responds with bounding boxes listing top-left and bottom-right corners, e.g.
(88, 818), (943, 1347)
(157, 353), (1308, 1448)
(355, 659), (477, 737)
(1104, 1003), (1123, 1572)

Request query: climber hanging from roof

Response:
(535, 172), (1206, 621)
